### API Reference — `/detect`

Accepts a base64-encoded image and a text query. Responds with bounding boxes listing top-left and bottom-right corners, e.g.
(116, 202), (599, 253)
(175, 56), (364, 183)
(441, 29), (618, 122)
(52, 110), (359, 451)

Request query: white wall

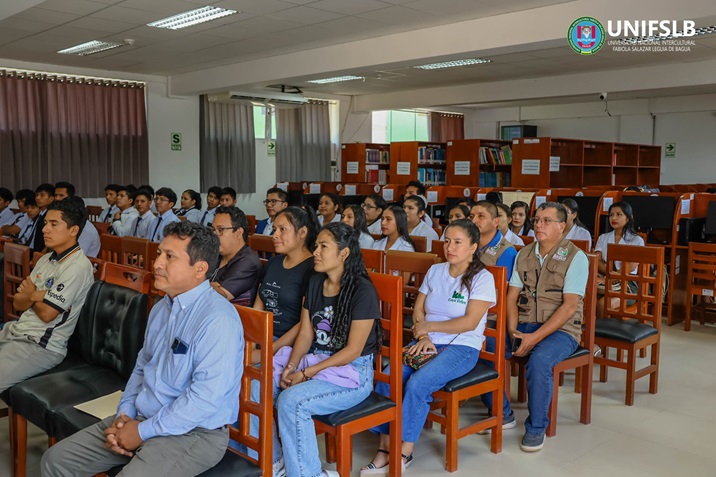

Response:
(234, 139), (276, 218)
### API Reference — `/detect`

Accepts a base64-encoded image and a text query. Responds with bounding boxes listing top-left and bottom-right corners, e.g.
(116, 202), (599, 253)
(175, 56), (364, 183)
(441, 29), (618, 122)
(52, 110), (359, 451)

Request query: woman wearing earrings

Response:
(372, 205), (415, 253)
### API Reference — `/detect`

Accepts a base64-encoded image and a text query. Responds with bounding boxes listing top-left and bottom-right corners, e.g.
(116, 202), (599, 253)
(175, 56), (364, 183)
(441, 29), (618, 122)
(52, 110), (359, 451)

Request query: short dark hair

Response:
(183, 189), (202, 210)
(485, 191), (503, 204)
(104, 184), (121, 193)
(54, 181), (76, 197)
(207, 186), (223, 199)
(47, 196), (87, 235)
(118, 185), (136, 202)
(15, 189), (35, 204)
(474, 200), (498, 219)
(36, 183), (55, 196)
(155, 187), (177, 206)
(0, 187), (13, 203)
(221, 187), (237, 200)
(162, 221), (220, 279)
(406, 180), (426, 196)
(138, 184), (155, 195)
(536, 201), (568, 223)
(266, 187), (288, 202)
(134, 187), (153, 202)
(215, 206), (249, 242)
(24, 195), (37, 208)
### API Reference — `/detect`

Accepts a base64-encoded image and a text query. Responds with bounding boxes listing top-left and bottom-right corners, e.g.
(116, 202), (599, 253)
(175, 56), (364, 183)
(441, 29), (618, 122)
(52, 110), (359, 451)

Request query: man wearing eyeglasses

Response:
(145, 187), (180, 243)
(256, 187), (288, 236)
(210, 206), (262, 306)
(508, 202), (588, 453)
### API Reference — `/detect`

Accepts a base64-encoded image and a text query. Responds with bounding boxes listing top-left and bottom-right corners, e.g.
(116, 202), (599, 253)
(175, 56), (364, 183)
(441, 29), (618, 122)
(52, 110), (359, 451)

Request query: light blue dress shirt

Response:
(146, 210), (180, 242)
(117, 281), (244, 441)
(78, 221), (101, 258)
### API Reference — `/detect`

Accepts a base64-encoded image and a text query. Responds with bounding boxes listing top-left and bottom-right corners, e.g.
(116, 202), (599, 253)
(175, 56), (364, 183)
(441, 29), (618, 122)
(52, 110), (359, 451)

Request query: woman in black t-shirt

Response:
(272, 222), (381, 477)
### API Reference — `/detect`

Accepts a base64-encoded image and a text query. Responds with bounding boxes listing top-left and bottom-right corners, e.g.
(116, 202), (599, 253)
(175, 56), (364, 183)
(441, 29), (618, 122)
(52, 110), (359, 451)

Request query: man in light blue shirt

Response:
(145, 187), (180, 242)
(130, 188), (156, 238)
(42, 221), (244, 476)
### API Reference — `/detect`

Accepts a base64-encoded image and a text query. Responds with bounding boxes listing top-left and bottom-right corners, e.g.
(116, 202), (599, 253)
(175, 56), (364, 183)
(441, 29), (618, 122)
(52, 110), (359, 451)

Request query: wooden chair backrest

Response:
(581, 254), (599, 350)
(570, 239), (591, 253)
(4, 243), (31, 322)
(249, 234), (276, 263)
(92, 221), (110, 235)
(686, 242), (716, 296)
(88, 257), (107, 281)
(146, 241), (159, 272)
(369, 272), (403, 410)
(121, 237), (150, 269)
(86, 206), (103, 222)
(371, 233), (383, 241)
(246, 215), (256, 235)
(100, 234), (122, 263)
(104, 262), (152, 294)
(386, 250), (439, 318)
(481, 265), (507, 368)
(410, 235), (427, 253)
(231, 305), (274, 476)
(604, 244), (664, 327)
(432, 240), (446, 261)
(519, 235), (535, 245)
(361, 248), (385, 274)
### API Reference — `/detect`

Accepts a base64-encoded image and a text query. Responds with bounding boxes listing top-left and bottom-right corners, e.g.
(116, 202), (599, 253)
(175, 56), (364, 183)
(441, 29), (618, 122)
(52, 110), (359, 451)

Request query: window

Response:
(253, 105), (276, 139)
(372, 110), (429, 143)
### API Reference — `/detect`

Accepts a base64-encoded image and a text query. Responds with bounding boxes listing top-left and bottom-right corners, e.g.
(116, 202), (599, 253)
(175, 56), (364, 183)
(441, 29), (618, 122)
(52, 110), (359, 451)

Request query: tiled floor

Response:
(2, 322), (716, 476)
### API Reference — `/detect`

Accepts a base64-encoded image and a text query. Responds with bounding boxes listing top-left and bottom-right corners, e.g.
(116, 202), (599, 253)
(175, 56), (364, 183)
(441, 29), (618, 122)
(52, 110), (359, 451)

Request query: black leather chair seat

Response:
(10, 366), (124, 432)
(566, 346), (589, 359)
(595, 319), (658, 344)
(313, 392), (395, 427)
(403, 315), (413, 330)
(51, 404), (104, 440)
(442, 362), (498, 393)
(199, 452), (261, 477)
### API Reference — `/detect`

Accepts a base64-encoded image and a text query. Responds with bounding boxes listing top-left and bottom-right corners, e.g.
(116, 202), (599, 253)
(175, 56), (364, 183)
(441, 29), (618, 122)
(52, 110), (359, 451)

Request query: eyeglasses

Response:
(361, 203), (377, 210)
(263, 199), (285, 206)
(155, 197), (169, 203)
(212, 226), (237, 236)
(530, 217), (564, 226)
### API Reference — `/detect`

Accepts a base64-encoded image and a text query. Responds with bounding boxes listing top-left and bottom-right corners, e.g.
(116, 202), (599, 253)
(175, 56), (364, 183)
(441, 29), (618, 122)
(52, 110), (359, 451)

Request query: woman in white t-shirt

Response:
(561, 198), (593, 249)
(363, 219), (495, 474)
(403, 195), (439, 251)
(317, 192), (342, 227)
(496, 202), (524, 246)
(372, 205), (415, 253)
(594, 201), (644, 317)
(341, 204), (375, 249)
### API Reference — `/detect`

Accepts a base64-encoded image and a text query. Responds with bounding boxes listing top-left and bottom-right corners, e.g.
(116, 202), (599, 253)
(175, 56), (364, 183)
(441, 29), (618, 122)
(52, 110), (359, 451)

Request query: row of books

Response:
(417, 146), (446, 165)
(366, 168), (388, 185)
(366, 148), (389, 164)
(480, 172), (511, 187)
(479, 146), (512, 165)
(418, 167), (447, 186)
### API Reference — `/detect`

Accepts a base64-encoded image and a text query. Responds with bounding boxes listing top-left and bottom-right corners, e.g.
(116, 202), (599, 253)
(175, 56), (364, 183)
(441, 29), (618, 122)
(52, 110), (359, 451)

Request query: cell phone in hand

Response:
(511, 337), (522, 354)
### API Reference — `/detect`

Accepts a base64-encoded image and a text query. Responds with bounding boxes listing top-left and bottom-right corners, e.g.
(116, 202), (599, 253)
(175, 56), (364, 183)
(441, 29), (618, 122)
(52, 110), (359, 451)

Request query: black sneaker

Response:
(520, 431), (545, 452)
(477, 411), (516, 434)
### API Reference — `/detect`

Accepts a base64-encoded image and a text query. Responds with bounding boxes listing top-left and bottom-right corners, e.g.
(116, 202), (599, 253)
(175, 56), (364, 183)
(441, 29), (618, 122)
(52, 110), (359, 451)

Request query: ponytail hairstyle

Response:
(608, 201), (638, 239)
(403, 195), (426, 220)
(444, 218), (486, 296)
(365, 194), (387, 224)
(560, 198), (587, 229)
(275, 205), (321, 252)
(320, 193), (343, 215)
(510, 200), (533, 235)
(345, 204), (370, 236)
(384, 205), (415, 250)
(449, 204), (471, 223)
(183, 189), (202, 211)
(321, 222), (382, 351)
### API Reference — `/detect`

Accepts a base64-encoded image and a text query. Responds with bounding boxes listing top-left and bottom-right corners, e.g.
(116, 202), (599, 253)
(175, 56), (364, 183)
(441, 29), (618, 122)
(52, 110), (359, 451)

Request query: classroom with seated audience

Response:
(1, 1), (716, 476)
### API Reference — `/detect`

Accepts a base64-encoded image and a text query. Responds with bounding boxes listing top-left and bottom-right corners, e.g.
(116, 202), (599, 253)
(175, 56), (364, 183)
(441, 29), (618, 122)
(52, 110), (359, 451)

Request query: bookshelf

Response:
(389, 141), (447, 186)
(341, 143), (390, 185)
(446, 139), (512, 187)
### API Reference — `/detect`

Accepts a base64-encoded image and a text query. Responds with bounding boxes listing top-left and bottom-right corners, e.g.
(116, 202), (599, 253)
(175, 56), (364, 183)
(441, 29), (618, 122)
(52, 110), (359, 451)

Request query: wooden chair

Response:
(146, 241), (159, 272)
(410, 235), (427, 253)
(86, 206), (103, 222)
(386, 250), (440, 344)
(570, 239), (591, 252)
(200, 306), (274, 477)
(314, 273), (403, 477)
(508, 253), (598, 436)
(594, 244), (665, 406)
(684, 242), (716, 331)
(426, 265), (507, 471)
(432, 240), (446, 261)
(104, 263), (152, 294)
(99, 235), (122, 264)
(92, 221), (110, 235)
(4, 243), (31, 322)
(248, 234), (276, 264)
(519, 235), (535, 245)
(87, 257), (107, 281)
(371, 233), (383, 241)
(121, 236), (150, 269)
(361, 249), (385, 274)
(246, 215), (257, 235)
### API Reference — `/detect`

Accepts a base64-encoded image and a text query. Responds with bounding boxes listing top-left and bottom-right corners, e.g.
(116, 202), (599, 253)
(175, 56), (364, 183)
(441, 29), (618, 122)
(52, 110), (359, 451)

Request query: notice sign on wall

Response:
(454, 161), (470, 175)
(396, 162), (411, 175)
(346, 162), (359, 174)
(171, 133), (182, 151)
(521, 159), (541, 175)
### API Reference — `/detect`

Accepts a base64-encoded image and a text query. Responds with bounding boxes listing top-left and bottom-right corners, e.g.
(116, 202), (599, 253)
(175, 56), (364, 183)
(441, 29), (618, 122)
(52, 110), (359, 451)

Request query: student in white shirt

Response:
(510, 201), (535, 238)
(372, 205), (415, 253)
(110, 186), (140, 237)
(199, 186), (223, 227)
(496, 202), (525, 246)
(341, 204), (375, 249)
(560, 198), (593, 249)
(177, 189), (203, 223)
(98, 184), (120, 223)
(145, 187), (181, 242)
(404, 195), (439, 252)
(441, 204), (471, 240)
(130, 188), (155, 238)
(317, 193), (342, 227)
(0, 188), (15, 227)
(1, 189), (34, 238)
(362, 194), (386, 235)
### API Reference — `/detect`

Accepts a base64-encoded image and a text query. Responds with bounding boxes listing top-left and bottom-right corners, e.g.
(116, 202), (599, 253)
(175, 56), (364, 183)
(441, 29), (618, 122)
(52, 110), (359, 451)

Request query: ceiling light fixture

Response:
(147, 6), (238, 30)
(413, 58), (492, 70)
(306, 75), (365, 84)
(623, 24), (716, 44)
(57, 40), (126, 56)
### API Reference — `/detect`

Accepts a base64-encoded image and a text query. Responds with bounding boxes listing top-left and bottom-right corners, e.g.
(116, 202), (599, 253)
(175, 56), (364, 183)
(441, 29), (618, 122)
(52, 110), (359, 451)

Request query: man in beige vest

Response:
(509, 202), (588, 452)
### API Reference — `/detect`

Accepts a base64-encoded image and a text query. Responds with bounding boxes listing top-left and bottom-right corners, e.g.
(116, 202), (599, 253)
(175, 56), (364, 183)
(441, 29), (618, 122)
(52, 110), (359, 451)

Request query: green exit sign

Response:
(171, 132), (182, 151)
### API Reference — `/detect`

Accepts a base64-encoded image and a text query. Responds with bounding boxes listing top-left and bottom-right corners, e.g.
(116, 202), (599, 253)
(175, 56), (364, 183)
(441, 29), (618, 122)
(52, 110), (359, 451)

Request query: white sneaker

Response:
(323, 471), (340, 477)
(273, 458), (287, 477)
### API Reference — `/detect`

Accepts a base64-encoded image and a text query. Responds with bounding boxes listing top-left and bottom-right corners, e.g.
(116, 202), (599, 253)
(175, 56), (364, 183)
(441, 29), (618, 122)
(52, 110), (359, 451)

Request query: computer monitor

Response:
(557, 195), (600, 236)
(704, 201), (716, 235)
(621, 195), (676, 230)
(287, 190), (304, 207)
(340, 195), (366, 208)
(302, 193), (320, 211)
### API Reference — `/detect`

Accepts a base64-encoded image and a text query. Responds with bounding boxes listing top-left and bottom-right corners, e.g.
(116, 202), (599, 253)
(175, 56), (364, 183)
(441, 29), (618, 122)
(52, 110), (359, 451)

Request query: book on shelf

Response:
(479, 146), (512, 165)
(366, 148), (389, 164)
(418, 167), (446, 186)
(417, 146), (446, 165)
(365, 165), (387, 185)
(479, 171), (511, 187)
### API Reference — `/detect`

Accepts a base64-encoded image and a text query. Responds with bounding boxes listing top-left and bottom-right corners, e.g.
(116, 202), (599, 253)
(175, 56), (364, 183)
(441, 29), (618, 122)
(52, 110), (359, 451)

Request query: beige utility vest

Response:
(515, 238), (584, 343)
(479, 233), (513, 267)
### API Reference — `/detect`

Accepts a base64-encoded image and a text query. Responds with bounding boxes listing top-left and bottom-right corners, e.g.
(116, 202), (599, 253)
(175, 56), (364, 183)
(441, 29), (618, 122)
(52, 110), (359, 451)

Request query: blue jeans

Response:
(479, 334), (513, 418)
(515, 323), (578, 435)
(275, 353), (374, 477)
(372, 343), (479, 443)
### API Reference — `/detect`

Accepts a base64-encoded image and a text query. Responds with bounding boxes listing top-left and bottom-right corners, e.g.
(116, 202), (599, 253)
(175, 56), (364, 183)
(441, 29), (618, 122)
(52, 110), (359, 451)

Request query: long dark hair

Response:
(383, 205), (414, 250)
(275, 206), (321, 251)
(560, 198), (587, 229)
(510, 200), (533, 235)
(321, 222), (381, 351)
(345, 204), (370, 236)
(449, 204), (471, 222)
(608, 201), (638, 239)
(444, 219), (485, 296)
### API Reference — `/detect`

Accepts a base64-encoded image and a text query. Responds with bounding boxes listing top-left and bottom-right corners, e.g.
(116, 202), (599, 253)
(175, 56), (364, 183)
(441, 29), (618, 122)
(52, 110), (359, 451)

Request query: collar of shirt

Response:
(158, 209), (177, 220)
(164, 280), (212, 313)
(49, 243), (82, 263)
(140, 210), (155, 221)
(480, 230), (503, 253)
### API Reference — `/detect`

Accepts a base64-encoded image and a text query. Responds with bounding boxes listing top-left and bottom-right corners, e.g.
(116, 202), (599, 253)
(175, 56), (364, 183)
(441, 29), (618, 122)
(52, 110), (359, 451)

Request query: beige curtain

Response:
(429, 112), (464, 142)
(276, 101), (330, 182)
(200, 96), (256, 193)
